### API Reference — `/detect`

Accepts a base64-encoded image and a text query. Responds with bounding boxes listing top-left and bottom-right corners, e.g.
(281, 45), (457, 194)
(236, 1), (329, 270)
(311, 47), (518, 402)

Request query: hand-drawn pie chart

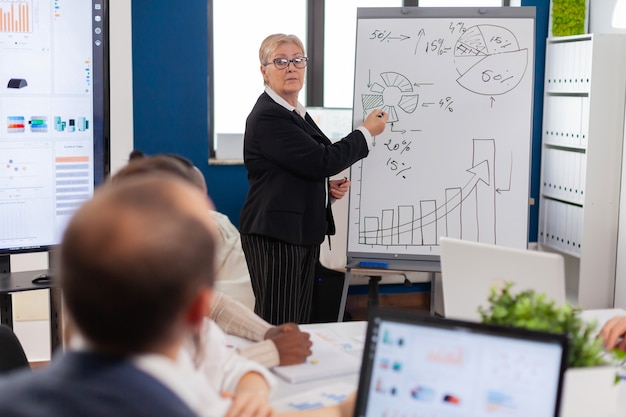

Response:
(362, 72), (419, 123)
(454, 25), (528, 96)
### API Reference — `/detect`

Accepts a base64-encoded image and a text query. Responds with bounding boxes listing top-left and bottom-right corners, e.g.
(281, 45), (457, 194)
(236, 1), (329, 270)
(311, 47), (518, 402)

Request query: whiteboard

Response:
(347, 7), (536, 269)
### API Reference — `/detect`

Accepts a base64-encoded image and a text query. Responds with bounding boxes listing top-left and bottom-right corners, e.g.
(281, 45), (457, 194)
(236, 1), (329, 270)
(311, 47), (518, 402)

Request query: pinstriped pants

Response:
(240, 234), (320, 325)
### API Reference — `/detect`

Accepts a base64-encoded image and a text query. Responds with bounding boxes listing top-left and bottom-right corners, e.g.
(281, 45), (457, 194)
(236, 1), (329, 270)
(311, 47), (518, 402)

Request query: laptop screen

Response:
(355, 307), (568, 417)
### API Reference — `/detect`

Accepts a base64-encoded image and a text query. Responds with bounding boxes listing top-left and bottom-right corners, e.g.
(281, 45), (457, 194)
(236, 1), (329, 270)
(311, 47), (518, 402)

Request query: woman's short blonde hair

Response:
(259, 33), (305, 65)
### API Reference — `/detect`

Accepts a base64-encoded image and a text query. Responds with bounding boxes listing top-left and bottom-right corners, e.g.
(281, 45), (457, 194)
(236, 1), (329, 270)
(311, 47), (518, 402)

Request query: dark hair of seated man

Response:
(62, 174), (217, 354)
(120, 152), (207, 193)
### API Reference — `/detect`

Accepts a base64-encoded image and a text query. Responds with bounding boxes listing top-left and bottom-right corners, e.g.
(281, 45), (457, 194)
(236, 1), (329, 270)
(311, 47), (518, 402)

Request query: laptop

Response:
(354, 307), (569, 417)
(440, 237), (566, 321)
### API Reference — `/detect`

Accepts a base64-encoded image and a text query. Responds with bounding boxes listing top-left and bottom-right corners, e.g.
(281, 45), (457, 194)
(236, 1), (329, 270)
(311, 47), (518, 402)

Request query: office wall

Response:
(130, 0), (248, 226)
(110, 1), (134, 173)
(590, 1), (626, 35)
(522, 0), (549, 243)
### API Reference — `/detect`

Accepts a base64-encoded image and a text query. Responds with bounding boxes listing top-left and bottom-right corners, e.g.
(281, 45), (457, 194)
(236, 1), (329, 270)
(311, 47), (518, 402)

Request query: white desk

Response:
(269, 309), (626, 417)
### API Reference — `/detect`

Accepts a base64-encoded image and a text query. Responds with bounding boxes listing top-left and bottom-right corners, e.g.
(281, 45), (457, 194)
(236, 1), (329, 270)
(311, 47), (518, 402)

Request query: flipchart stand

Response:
(337, 267), (437, 322)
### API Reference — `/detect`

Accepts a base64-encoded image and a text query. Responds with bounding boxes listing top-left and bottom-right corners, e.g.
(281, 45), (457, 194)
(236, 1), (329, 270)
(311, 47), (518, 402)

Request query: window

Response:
(211, 0), (306, 159)
(323, 0), (403, 108)
(210, 0), (507, 158)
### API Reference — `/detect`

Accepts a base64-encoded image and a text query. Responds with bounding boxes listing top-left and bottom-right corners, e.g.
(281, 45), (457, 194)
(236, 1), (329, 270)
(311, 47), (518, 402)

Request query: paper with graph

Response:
(271, 332), (361, 383)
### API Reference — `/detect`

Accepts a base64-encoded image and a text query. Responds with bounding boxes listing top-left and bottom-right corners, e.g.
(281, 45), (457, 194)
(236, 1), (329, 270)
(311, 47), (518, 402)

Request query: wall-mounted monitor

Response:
(0, 0), (109, 257)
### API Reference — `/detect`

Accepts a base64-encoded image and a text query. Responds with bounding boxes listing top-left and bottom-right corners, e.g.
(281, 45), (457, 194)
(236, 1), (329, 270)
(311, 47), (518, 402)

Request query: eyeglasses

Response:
(264, 57), (308, 70)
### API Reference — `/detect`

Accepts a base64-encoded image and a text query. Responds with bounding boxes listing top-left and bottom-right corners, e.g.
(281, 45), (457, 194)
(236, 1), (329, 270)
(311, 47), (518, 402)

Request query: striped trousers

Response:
(240, 234), (320, 325)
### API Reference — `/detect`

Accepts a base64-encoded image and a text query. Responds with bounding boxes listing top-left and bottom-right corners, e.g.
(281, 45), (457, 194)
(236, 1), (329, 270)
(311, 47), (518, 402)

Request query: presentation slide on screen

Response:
(0, 0), (99, 251)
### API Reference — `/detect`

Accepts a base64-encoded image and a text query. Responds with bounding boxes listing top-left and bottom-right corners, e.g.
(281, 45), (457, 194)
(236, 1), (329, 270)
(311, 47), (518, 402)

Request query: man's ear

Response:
(186, 287), (213, 327)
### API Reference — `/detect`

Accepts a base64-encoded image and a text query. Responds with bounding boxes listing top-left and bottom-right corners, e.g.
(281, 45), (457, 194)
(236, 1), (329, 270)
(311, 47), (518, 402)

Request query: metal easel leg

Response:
(430, 272), (436, 316)
(337, 268), (352, 322)
(368, 276), (382, 307)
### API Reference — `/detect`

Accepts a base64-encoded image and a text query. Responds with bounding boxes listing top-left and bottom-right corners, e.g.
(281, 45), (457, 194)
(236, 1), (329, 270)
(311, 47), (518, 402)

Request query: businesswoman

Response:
(240, 33), (388, 325)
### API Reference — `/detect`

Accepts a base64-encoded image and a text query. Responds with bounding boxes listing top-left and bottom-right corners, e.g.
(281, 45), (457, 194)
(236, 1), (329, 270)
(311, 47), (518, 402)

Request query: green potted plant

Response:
(478, 282), (620, 417)
(551, 0), (588, 37)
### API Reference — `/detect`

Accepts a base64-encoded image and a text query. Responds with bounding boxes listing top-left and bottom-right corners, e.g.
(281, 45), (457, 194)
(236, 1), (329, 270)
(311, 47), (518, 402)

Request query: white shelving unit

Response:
(538, 34), (626, 309)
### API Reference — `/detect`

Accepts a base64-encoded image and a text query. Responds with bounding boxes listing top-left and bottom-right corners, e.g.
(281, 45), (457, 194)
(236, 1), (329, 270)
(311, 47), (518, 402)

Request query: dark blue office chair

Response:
(0, 324), (30, 374)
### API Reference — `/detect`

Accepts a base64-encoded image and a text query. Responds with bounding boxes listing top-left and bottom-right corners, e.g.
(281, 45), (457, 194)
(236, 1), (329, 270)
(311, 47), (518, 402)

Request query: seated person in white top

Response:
(212, 209), (257, 309)
(129, 150), (254, 309)
(0, 175), (274, 417)
(121, 152), (312, 367)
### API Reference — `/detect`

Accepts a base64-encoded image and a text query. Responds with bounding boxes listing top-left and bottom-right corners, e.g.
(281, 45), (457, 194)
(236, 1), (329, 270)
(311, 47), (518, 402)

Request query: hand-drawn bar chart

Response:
(358, 139), (497, 247)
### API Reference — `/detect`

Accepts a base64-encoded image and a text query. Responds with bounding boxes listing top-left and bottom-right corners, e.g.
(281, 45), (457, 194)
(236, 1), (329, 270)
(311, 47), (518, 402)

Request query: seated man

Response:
(0, 175), (275, 417)
(121, 152), (313, 368)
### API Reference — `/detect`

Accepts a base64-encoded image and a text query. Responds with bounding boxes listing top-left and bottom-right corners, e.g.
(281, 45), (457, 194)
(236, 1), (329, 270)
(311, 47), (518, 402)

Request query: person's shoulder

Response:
(0, 352), (198, 417)
(0, 367), (38, 395)
(209, 209), (233, 225)
(246, 94), (292, 132)
(0, 365), (61, 414)
(251, 92), (289, 114)
(209, 209), (240, 239)
(251, 91), (272, 108)
(203, 317), (228, 338)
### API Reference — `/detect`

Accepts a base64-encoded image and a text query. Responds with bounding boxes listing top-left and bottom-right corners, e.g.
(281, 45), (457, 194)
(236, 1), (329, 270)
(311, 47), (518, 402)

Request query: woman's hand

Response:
(362, 109), (388, 136)
(329, 178), (351, 201)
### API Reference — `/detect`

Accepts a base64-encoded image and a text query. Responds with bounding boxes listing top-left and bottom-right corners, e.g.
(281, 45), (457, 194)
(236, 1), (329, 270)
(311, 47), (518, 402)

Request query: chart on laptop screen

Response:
(363, 320), (564, 417)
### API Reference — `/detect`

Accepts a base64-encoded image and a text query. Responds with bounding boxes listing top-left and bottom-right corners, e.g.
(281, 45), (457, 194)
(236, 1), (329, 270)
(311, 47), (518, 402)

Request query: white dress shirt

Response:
(70, 319), (275, 417)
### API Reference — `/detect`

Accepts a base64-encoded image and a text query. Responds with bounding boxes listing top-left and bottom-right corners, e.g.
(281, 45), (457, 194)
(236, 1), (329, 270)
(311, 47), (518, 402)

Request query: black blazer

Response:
(240, 92), (369, 246)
